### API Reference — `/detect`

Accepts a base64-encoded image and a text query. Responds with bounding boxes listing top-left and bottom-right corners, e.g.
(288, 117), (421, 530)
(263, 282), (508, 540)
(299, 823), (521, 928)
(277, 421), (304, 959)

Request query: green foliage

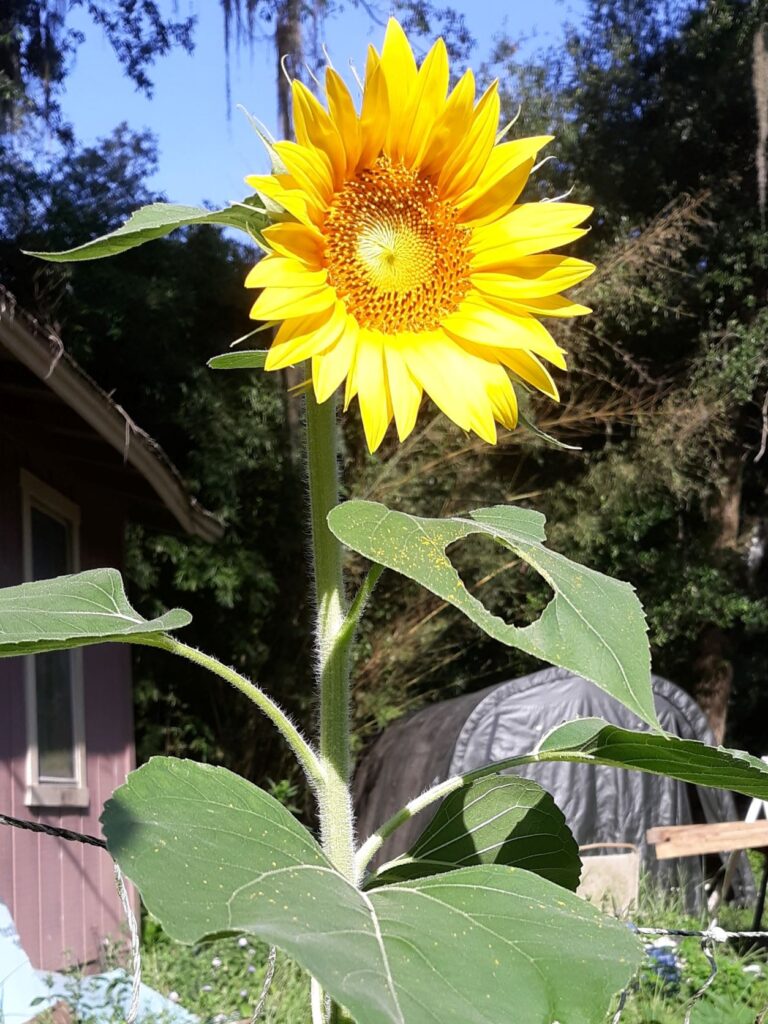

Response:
(0, 1), (194, 133)
(536, 718), (768, 797)
(330, 500), (656, 725)
(0, 569), (190, 655)
(208, 349), (269, 370)
(102, 757), (642, 1024)
(142, 928), (309, 1024)
(25, 200), (269, 262)
(352, 0), (768, 745)
(365, 775), (581, 890)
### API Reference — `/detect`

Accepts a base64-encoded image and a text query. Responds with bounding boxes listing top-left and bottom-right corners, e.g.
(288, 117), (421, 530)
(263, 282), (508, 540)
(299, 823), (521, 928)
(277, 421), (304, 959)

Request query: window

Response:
(21, 471), (88, 808)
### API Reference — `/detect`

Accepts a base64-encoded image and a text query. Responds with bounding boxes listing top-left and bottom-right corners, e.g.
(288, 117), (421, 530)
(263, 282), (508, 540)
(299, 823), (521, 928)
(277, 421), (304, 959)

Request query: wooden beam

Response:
(647, 821), (768, 859)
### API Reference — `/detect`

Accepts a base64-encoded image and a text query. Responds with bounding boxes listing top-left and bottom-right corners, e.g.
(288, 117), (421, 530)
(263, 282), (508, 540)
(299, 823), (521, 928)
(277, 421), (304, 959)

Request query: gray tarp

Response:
(354, 667), (751, 904)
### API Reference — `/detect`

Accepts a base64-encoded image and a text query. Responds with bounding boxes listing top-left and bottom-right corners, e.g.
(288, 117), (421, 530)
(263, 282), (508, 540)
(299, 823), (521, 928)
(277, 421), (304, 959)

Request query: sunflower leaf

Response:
(103, 757), (640, 1024)
(534, 718), (768, 796)
(0, 569), (190, 656)
(328, 500), (657, 727)
(24, 200), (269, 262)
(364, 775), (581, 891)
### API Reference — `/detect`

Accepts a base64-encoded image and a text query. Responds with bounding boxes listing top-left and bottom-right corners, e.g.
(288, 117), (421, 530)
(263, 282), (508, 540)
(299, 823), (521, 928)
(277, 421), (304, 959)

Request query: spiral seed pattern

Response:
(324, 157), (472, 332)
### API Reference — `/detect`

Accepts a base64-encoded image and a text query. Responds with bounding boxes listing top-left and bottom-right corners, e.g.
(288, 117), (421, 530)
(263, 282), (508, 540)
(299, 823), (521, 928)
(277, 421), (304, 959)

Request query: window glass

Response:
(30, 506), (76, 782)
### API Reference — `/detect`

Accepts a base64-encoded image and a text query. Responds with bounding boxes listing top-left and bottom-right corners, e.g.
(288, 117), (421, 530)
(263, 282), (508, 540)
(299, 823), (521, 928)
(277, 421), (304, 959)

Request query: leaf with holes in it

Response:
(102, 757), (640, 1024)
(328, 500), (657, 728)
(0, 569), (190, 656)
(364, 775), (581, 891)
(24, 200), (268, 262)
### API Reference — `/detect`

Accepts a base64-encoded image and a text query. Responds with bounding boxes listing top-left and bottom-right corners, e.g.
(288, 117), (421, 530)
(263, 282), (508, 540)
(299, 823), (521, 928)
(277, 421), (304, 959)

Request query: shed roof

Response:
(0, 285), (222, 541)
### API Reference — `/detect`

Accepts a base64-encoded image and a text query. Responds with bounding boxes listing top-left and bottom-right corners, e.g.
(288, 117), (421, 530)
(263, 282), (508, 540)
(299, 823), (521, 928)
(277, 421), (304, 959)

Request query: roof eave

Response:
(0, 291), (223, 543)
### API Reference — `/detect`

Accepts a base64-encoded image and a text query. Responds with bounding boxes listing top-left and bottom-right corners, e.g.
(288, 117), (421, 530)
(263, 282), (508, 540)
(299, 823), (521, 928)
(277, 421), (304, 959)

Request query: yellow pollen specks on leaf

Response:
(324, 157), (472, 333)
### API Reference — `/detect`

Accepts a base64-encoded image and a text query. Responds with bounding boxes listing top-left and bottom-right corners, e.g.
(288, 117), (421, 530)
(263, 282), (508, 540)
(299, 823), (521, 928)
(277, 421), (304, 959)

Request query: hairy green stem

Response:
(138, 634), (323, 789)
(305, 391), (356, 880)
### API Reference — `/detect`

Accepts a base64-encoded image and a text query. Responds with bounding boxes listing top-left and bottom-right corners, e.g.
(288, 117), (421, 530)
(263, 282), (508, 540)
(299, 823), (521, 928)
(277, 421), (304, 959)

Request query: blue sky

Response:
(61, 0), (584, 209)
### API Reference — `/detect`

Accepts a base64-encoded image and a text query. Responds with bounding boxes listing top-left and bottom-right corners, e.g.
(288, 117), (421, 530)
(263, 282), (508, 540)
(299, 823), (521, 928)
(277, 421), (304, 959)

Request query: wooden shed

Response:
(0, 286), (221, 970)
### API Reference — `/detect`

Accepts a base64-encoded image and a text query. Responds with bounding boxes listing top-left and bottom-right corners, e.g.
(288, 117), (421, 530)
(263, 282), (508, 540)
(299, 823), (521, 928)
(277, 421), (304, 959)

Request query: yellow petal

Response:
(442, 299), (567, 368)
(291, 80), (346, 186)
(399, 331), (497, 442)
(325, 67), (361, 175)
(313, 317), (358, 403)
(438, 82), (500, 200)
(474, 357), (519, 430)
(418, 69), (476, 174)
(457, 136), (553, 225)
(400, 38), (450, 167)
(350, 330), (392, 452)
(384, 342), (423, 440)
(470, 256), (595, 298)
(500, 348), (559, 401)
(265, 302), (347, 370)
(245, 256), (327, 289)
(470, 202), (593, 265)
(272, 141), (334, 207)
(246, 173), (321, 228)
(358, 57), (389, 169)
(379, 19), (418, 156)
(488, 293), (593, 318)
(262, 222), (326, 266)
(250, 284), (336, 321)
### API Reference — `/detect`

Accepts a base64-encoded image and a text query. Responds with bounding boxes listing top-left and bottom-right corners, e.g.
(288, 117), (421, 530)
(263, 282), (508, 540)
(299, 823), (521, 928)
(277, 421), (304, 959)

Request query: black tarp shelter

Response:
(354, 667), (750, 902)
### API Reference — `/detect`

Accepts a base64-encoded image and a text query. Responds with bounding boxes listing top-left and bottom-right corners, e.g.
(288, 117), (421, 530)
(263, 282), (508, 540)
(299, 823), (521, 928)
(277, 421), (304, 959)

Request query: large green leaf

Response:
(103, 758), (640, 1024)
(0, 569), (190, 656)
(24, 200), (268, 262)
(328, 500), (657, 727)
(365, 775), (581, 891)
(528, 718), (768, 798)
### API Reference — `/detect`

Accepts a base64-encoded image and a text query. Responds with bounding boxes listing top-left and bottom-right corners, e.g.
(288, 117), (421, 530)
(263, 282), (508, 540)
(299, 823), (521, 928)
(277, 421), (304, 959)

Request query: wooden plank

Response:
(647, 821), (768, 860)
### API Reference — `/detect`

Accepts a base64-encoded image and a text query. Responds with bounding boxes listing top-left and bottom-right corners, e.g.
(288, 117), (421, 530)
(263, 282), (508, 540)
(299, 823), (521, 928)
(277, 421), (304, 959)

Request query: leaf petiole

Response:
(136, 633), (323, 789)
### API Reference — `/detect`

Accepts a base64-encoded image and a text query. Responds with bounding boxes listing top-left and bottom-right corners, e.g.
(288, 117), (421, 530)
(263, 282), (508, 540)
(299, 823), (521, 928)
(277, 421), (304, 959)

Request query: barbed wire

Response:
(613, 922), (768, 1024)
(2, 813), (768, 1023)
(0, 813), (278, 1023)
(0, 812), (106, 848)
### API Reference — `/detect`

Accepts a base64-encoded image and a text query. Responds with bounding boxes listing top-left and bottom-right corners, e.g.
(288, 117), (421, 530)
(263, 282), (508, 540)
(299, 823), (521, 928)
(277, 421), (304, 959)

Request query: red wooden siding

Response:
(0, 436), (136, 970)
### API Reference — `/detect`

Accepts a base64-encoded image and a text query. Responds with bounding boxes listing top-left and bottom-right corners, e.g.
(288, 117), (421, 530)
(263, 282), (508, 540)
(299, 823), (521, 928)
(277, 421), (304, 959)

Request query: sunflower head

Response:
(246, 19), (594, 452)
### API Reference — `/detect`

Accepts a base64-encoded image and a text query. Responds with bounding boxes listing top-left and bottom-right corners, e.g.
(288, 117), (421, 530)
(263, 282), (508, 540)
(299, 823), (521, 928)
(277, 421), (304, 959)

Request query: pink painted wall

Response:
(0, 437), (136, 970)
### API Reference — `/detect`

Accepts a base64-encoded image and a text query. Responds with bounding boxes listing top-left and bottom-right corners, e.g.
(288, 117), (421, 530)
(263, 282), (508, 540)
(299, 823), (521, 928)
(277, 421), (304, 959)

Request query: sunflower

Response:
(245, 19), (593, 452)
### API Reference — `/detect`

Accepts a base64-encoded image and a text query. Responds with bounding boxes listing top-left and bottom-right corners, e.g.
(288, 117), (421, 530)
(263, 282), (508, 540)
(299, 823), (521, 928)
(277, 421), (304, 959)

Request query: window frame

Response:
(20, 470), (89, 809)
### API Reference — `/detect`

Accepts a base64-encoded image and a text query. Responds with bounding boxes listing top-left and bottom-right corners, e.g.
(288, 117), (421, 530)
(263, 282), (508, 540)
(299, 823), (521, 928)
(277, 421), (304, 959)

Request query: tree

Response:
(0, 1), (194, 133)
(1, 125), (314, 784)
(350, 0), (768, 752)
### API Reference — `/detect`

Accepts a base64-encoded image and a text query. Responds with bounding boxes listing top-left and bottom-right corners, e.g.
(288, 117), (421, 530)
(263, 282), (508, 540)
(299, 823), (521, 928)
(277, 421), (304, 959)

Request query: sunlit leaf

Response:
(328, 500), (657, 727)
(208, 350), (268, 370)
(0, 569), (190, 656)
(24, 200), (268, 262)
(365, 775), (581, 891)
(103, 758), (640, 1024)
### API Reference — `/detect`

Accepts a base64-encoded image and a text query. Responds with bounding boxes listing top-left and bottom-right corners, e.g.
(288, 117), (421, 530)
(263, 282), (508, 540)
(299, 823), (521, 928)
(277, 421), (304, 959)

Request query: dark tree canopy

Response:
(0, 1), (195, 132)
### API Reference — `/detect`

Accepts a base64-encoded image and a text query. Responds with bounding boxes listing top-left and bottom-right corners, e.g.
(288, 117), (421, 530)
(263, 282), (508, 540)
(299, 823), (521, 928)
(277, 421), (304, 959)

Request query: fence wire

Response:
(2, 813), (768, 1023)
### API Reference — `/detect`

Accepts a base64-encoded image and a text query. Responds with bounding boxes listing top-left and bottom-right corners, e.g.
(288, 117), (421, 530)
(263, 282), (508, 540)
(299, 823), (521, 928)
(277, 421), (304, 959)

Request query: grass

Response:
(26, 875), (768, 1023)
(140, 920), (308, 1024)
(616, 878), (768, 1023)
